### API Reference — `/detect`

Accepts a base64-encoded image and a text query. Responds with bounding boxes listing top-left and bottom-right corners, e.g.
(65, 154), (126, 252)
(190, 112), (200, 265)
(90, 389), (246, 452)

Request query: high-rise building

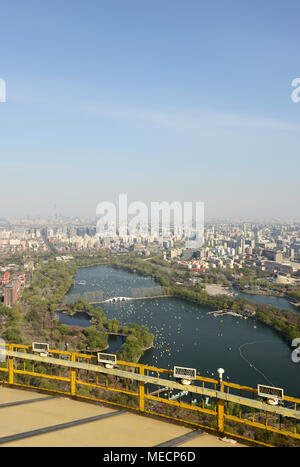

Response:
(4, 285), (13, 307)
(4, 279), (22, 307)
(263, 249), (283, 262)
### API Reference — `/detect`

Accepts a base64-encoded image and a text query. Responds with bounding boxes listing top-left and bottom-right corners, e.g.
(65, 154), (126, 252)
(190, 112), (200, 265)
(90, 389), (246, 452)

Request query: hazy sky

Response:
(0, 0), (299, 220)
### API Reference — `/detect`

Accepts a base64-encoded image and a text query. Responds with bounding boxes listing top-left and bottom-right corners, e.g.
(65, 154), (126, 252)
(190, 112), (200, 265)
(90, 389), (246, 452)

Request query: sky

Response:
(0, 0), (299, 220)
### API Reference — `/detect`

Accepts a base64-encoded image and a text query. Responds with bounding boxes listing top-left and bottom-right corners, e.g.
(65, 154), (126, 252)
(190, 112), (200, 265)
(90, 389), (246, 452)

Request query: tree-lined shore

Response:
(109, 254), (300, 346)
(0, 253), (153, 362)
(1, 251), (299, 362)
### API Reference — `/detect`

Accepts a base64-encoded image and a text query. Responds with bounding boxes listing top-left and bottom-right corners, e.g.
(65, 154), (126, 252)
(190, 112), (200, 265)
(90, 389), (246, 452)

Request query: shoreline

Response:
(106, 259), (300, 345)
(239, 289), (284, 297)
(61, 258), (299, 360)
(236, 287), (300, 309)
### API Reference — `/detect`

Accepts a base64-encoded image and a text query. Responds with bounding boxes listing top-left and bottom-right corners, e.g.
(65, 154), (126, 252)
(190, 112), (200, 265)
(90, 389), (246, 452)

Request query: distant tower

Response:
(241, 237), (245, 253)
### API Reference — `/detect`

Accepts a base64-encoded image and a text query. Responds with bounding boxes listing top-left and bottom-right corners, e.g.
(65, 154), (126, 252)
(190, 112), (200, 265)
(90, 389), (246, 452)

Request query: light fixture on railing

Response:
(173, 366), (196, 386)
(97, 352), (117, 369)
(257, 384), (284, 406)
(217, 368), (225, 382)
(32, 342), (49, 357)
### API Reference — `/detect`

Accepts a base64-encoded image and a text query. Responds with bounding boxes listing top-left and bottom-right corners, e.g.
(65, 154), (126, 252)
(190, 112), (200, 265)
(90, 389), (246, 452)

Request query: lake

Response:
(60, 264), (300, 397)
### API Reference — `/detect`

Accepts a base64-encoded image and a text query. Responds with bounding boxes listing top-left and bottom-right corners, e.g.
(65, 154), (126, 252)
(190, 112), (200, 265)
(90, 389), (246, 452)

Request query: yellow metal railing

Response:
(0, 343), (300, 447)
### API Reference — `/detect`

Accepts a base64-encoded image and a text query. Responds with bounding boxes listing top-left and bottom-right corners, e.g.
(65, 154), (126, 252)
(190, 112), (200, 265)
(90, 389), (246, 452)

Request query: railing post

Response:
(139, 365), (145, 412)
(8, 344), (14, 385)
(217, 368), (225, 434)
(71, 353), (76, 396)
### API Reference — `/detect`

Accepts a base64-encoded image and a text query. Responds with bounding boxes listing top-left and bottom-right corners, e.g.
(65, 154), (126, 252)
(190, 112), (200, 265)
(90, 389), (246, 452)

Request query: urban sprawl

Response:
(1, 218), (300, 308)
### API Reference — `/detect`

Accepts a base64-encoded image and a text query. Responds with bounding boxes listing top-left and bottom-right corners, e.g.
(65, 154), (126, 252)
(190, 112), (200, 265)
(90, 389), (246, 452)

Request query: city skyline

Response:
(1, 1), (300, 450)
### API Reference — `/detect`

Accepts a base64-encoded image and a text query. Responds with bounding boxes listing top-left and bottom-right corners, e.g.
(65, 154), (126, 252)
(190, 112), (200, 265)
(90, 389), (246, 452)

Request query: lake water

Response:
(57, 310), (125, 354)
(236, 288), (299, 313)
(61, 265), (300, 397)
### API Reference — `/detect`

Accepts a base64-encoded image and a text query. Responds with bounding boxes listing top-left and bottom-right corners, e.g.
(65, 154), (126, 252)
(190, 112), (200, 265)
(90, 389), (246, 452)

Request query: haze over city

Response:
(0, 0), (300, 220)
(2, 0), (300, 450)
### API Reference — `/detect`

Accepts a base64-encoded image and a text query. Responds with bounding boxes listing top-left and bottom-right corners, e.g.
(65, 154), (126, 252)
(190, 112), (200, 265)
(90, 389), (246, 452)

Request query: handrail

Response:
(5, 349), (300, 420)
(0, 343), (300, 446)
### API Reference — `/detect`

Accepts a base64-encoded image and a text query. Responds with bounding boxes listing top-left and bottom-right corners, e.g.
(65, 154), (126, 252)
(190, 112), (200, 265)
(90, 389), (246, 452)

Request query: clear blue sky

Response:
(0, 0), (299, 220)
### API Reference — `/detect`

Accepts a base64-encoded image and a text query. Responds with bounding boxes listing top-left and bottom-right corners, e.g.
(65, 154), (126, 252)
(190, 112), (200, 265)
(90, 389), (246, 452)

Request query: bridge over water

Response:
(90, 294), (171, 305)
(56, 294), (172, 310)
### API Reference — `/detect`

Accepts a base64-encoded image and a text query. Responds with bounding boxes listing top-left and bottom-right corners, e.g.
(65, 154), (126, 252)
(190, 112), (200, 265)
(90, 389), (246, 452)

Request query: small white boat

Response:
(77, 280), (86, 285)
